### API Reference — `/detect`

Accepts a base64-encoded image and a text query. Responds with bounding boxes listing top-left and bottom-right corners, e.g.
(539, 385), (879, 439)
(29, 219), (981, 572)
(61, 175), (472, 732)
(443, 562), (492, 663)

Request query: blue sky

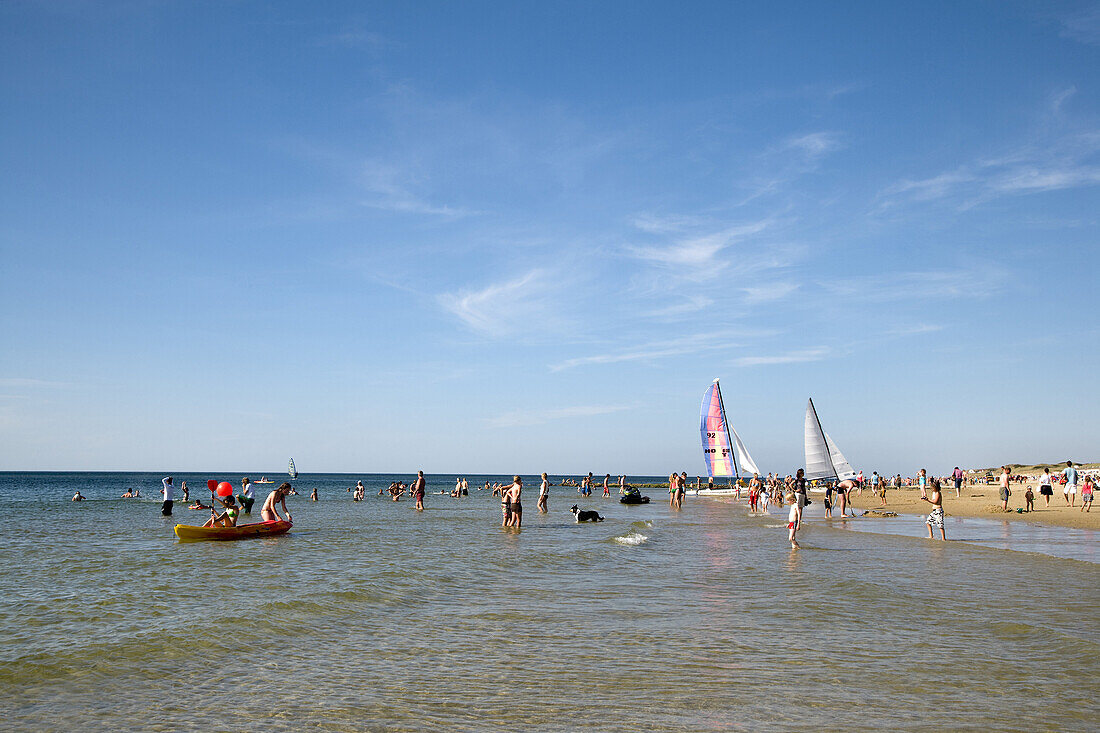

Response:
(1, 1), (1098, 474)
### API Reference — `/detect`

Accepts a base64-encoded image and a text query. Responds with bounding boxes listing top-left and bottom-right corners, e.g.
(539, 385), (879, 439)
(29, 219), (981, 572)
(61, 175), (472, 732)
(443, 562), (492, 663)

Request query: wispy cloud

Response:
(823, 269), (1006, 300)
(0, 378), (71, 388)
(888, 324), (944, 336)
(549, 329), (775, 371)
(627, 219), (773, 279)
(487, 404), (630, 428)
(360, 161), (475, 217)
(732, 348), (829, 367)
(439, 269), (557, 337)
(1061, 5), (1100, 45)
(879, 128), (1100, 210)
(742, 282), (799, 304)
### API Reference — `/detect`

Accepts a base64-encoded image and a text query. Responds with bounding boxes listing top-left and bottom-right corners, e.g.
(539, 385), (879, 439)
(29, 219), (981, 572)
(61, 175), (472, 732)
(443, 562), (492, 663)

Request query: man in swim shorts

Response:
(1062, 461), (1078, 507)
(260, 483), (293, 523)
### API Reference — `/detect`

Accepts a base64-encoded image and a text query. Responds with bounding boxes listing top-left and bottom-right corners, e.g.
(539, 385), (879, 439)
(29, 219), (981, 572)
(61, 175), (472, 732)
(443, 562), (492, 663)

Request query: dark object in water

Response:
(619, 489), (650, 505)
(860, 510), (898, 518)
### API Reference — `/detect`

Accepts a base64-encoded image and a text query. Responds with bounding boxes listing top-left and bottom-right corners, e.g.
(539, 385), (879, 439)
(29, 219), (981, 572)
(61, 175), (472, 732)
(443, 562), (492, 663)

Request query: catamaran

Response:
(803, 398), (857, 488)
(693, 378), (761, 496)
(288, 457), (298, 480)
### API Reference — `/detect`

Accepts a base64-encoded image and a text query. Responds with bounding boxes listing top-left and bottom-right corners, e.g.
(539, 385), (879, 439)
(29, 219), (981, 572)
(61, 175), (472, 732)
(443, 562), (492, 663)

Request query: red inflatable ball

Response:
(216, 481), (233, 497)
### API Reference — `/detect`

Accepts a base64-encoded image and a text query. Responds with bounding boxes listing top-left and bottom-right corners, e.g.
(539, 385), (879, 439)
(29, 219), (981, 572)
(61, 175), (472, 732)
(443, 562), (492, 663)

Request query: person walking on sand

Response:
(999, 466), (1012, 511)
(260, 483), (293, 523)
(160, 476), (174, 516)
(1038, 467), (1054, 507)
(412, 471), (426, 511)
(538, 472), (549, 513)
(921, 478), (946, 540)
(504, 476), (523, 528)
(1080, 475), (1094, 513)
(952, 467), (964, 498)
(1062, 461), (1078, 507)
(918, 468), (928, 500)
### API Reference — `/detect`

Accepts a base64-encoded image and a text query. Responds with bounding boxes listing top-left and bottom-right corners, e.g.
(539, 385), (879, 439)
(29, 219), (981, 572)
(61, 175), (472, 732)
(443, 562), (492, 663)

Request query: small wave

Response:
(630, 520), (653, 529)
(613, 531), (648, 546)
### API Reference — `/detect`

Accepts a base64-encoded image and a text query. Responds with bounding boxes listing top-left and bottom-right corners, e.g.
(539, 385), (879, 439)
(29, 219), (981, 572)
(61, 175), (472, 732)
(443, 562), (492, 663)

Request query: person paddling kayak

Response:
(261, 483), (293, 523)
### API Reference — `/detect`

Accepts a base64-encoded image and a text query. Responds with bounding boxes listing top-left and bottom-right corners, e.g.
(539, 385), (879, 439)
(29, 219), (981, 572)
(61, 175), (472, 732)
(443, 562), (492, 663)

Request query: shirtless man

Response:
(921, 478), (946, 540)
(412, 470), (426, 511)
(261, 483), (293, 523)
(504, 476), (523, 528)
(72, 492), (85, 501)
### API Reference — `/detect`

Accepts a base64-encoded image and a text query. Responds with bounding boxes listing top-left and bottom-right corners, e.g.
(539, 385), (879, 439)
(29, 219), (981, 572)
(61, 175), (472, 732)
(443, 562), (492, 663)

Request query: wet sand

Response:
(847, 483), (1099, 530)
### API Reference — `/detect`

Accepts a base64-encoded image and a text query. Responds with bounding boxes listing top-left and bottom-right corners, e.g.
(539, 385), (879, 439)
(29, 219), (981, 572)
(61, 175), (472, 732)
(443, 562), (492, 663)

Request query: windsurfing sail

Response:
(804, 398), (836, 480)
(288, 458), (298, 479)
(730, 425), (760, 476)
(824, 432), (857, 481)
(699, 379), (736, 477)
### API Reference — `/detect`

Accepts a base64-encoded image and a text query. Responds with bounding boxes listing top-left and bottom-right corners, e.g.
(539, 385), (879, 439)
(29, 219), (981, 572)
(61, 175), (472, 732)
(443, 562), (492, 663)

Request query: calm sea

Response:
(1, 472), (1096, 731)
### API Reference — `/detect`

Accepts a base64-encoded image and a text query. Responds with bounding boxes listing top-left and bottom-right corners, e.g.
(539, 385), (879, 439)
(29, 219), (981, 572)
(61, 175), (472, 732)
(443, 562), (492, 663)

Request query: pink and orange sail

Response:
(699, 379), (735, 477)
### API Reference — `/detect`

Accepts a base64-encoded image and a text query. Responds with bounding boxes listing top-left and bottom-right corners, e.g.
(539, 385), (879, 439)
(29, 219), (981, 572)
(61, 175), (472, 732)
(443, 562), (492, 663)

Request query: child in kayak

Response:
(260, 483), (293, 523)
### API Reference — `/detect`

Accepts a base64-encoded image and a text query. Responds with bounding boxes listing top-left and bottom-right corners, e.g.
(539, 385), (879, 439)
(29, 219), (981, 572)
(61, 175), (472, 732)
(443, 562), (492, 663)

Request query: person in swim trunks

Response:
(921, 478), (946, 540)
(504, 475), (523, 528)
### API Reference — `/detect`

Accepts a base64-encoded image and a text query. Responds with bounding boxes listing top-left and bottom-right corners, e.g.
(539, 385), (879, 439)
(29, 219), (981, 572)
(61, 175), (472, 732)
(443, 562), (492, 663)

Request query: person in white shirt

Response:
(1038, 468), (1054, 507)
(160, 477), (174, 516)
(238, 477), (255, 514)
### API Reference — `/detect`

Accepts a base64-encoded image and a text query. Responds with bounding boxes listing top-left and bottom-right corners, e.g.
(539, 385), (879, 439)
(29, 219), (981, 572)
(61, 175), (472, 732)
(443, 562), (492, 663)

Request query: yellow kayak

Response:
(174, 519), (292, 541)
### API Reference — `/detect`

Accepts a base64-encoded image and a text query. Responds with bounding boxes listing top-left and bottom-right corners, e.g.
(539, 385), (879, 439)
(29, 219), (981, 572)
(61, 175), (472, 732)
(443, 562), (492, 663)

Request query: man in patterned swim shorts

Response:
(921, 478), (946, 540)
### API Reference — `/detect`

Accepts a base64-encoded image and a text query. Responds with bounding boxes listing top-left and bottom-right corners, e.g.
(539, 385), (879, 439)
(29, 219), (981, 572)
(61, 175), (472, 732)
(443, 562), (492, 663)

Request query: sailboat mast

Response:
(714, 378), (740, 480)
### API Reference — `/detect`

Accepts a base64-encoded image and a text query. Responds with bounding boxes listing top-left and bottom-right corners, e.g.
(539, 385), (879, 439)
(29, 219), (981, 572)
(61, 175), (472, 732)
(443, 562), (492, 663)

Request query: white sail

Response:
(288, 458), (298, 479)
(804, 398), (836, 480)
(824, 432), (857, 480)
(730, 425), (760, 476)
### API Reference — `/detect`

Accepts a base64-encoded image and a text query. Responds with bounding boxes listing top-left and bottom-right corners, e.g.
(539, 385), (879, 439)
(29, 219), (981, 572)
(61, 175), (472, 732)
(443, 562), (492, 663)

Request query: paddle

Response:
(206, 479), (218, 525)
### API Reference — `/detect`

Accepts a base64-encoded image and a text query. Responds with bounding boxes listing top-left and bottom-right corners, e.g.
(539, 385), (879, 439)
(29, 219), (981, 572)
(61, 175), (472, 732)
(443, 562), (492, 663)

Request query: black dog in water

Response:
(570, 505), (604, 522)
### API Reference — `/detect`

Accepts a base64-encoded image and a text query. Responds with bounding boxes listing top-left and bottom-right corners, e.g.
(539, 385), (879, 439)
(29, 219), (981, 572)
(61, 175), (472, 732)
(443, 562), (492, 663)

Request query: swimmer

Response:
(72, 492), (85, 502)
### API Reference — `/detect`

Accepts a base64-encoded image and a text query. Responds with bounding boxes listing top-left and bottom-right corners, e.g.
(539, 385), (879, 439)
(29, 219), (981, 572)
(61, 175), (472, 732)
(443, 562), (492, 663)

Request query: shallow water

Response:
(1, 472), (1097, 731)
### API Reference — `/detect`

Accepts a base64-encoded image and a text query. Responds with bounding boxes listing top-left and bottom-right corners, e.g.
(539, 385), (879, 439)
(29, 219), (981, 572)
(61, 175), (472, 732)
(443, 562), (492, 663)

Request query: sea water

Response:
(1, 472), (1096, 731)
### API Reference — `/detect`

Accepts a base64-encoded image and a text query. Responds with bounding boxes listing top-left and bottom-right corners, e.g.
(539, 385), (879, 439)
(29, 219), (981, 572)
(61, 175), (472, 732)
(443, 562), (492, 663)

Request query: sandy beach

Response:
(848, 482), (1099, 530)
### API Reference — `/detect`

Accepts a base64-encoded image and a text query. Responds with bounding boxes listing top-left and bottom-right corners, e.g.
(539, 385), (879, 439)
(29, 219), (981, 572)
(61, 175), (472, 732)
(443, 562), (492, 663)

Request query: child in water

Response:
(786, 493), (800, 549)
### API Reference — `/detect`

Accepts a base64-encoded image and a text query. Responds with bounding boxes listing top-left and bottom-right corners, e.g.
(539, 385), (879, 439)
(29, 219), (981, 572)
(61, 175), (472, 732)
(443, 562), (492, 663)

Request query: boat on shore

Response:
(804, 397), (858, 486)
(691, 378), (760, 496)
(174, 519), (292, 541)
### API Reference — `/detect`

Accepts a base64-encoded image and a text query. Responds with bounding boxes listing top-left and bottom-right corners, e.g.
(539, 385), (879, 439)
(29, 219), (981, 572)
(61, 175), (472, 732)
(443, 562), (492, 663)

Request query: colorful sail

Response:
(804, 398), (835, 480)
(700, 380), (735, 477)
(288, 458), (298, 479)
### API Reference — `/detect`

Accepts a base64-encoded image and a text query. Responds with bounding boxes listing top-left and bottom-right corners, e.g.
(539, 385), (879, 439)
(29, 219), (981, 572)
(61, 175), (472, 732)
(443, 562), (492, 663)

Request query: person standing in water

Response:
(538, 472), (549, 513)
(786, 492), (801, 549)
(160, 476), (174, 516)
(238, 477), (255, 514)
(181, 481), (189, 502)
(260, 483), (293, 523)
(504, 476), (523, 528)
(922, 478), (946, 540)
(412, 470), (426, 511)
(602, 474), (611, 497)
